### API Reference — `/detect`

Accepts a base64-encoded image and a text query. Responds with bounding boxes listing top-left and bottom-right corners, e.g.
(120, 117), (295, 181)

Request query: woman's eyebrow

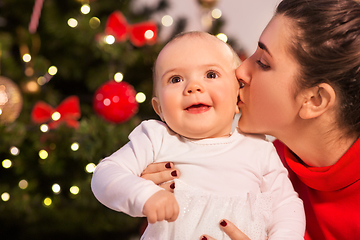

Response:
(258, 41), (272, 57)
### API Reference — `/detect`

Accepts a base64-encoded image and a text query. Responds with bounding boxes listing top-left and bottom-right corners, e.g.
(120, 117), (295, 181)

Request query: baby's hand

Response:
(143, 190), (179, 224)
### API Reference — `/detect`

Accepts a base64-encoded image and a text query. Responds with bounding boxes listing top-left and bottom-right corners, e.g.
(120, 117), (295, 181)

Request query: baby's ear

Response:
(298, 83), (336, 119)
(151, 97), (164, 121)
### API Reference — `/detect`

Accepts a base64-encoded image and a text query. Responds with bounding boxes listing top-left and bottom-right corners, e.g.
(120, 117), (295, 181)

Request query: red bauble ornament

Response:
(93, 80), (138, 124)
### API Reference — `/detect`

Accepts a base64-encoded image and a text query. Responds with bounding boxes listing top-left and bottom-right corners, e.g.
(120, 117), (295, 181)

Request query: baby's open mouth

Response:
(185, 104), (210, 113)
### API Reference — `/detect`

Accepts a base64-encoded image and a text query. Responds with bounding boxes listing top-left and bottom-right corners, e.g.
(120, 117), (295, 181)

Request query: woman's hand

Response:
(200, 219), (251, 240)
(141, 162), (180, 192)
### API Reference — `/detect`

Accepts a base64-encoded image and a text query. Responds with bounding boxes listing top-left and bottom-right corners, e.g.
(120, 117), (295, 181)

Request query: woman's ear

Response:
(151, 97), (164, 121)
(298, 83), (336, 119)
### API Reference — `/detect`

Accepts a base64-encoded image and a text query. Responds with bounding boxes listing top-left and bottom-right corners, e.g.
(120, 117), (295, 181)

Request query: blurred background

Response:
(0, 0), (278, 239)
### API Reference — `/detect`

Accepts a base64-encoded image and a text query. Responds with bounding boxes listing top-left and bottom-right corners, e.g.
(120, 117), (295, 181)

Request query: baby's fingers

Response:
(166, 199), (179, 222)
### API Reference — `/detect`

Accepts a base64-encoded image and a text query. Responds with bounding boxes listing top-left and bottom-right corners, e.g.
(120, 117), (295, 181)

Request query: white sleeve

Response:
(90, 120), (165, 217)
(261, 144), (306, 240)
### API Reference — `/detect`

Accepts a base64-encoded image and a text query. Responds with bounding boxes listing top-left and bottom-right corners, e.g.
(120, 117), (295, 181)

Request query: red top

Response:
(273, 138), (360, 240)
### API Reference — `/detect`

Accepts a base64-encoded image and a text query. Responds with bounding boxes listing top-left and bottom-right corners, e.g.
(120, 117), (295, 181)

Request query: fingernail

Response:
(220, 220), (227, 227)
(165, 162), (171, 169)
(171, 170), (177, 177)
(201, 236), (207, 240)
(170, 183), (175, 189)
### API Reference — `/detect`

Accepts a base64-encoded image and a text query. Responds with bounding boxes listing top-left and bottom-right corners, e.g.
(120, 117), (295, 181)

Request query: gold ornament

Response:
(0, 76), (23, 124)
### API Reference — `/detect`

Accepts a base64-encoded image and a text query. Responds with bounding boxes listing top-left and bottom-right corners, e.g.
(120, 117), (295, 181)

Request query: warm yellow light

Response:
(70, 186), (80, 195)
(217, 33), (228, 43)
(68, 18), (78, 28)
(0, 109), (2, 115)
(89, 17), (100, 29)
(52, 183), (61, 194)
(40, 124), (49, 132)
(39, 150), (48, 159)
(105, 35), (115, 44)
(43, 197), (52, 206)
(103, 98), (111, 106)
(10, 146), (20, 156)
(114, 72), (123, 82)
(2, 159), (12, 168)
(37, 76), (47, 85)
(19, 180), (28, 189)
(25, 67), (34, 77)
(23, 53), (31, 62)
(136, 92), (146, 103)
(144, 30), (154, 40)
(1, 192), (10, 201)
(85, 163), (96, 173)
(25, 80), (39, 92)
(212, 8), (222, 19)
(52, 111), (61, 121)
(71, 142), (79, 151)
(161, 15), (173, 27)
(80, 4), (90, 14)
(48, 66), (58, 75)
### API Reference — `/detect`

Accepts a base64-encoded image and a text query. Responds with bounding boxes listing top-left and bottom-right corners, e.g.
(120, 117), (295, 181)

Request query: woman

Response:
(141, 0), (360, 239)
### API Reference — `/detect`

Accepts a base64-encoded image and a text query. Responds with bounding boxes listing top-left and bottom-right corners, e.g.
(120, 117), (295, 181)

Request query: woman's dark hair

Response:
(276, 0), (360, 137)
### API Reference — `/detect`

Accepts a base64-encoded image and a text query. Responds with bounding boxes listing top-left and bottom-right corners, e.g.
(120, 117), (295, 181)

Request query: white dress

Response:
(91, 120), (305, 240)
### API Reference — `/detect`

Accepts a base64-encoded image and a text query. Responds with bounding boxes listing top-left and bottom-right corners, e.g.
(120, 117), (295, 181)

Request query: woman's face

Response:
(236, 15), (302, 138)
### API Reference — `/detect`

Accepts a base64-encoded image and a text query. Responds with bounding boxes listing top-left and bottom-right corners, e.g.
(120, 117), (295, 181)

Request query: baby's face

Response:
(152, 34), (240, 139)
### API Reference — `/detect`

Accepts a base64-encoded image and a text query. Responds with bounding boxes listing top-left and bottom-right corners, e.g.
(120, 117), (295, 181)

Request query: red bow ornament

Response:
(31, 96), (81, 129)
(104, 11), (158, 47)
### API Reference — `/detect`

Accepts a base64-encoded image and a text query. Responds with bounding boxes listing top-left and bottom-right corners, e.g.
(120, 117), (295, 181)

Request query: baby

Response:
(91, 31), (305, 240)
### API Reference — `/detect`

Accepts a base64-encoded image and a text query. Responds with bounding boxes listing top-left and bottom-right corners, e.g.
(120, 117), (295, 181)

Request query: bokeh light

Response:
(89, 17), (100, 29)
(10, 146), (19, 156)
(80, 4), (90, 14)
(19, 180), (28, 189)
(217, 33), (228, 43)
(52, 183), (61, 194)
(2, 159), (12, 168)
(161, 15), (173, 27)
(39, 150), (48, 159)
(48, 66), (58, 75)
(1, 192), (10, 201)
(70, 186), (80, 195)
(22, 53), (31, 62)
(71, 142), (79, 151)
(212, 8), (222, 19)
(136, 92), (146, 103)
(68, 18), (78, 28)
(114, 72), (124, 82)
(85, 163), (96, 173)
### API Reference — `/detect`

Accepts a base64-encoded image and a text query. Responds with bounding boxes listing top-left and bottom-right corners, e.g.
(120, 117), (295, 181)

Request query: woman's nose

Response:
(236, 58), (251, 86)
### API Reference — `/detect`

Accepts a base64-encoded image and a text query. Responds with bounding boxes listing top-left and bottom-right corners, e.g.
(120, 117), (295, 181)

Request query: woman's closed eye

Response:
(256, 60), (270, 70)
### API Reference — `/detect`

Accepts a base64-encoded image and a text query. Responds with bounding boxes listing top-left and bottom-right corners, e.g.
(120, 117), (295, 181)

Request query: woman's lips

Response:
(185, 104), (210, 114)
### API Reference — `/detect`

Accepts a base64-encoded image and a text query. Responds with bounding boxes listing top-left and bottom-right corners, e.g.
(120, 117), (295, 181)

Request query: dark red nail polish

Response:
(201, 236), (208, 240)
(171, 170), (177, 177)
(165, 162), (171, 169)
(220, 220), (227, 227)
(170, 183), (175, 189)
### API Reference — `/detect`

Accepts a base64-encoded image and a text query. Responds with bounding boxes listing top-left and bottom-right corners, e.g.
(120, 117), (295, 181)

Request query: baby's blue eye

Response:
(206, 71), (218, 79)
(170, 76), (183, 84)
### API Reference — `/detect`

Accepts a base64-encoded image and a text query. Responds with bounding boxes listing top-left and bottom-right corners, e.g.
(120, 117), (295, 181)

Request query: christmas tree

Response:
(0, 0), (242, 239)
